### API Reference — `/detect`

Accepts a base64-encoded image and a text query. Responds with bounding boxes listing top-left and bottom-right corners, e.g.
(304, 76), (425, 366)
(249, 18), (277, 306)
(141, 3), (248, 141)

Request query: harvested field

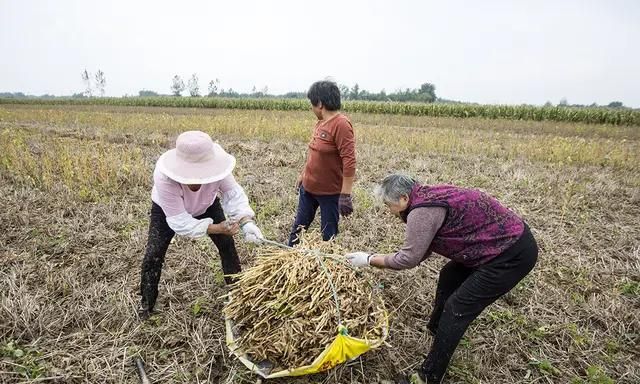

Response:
(0, 104), (639, 383)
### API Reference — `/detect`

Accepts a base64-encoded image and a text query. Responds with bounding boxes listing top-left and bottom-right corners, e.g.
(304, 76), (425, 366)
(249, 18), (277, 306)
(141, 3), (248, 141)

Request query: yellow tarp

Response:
(225, 318), (388, 379)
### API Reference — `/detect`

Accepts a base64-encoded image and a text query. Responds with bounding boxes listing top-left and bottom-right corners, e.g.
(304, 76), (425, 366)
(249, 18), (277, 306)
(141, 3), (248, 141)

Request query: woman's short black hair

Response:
(307, 80), (341, 111)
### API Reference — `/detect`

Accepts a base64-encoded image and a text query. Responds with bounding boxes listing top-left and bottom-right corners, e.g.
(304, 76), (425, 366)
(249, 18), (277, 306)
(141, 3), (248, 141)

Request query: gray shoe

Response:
(397, 372), (427, 384)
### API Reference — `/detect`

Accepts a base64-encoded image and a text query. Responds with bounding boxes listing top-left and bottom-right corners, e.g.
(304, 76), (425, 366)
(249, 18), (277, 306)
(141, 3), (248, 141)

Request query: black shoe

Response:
(224, 275), (238, 286)
(137, 306), (153, 321)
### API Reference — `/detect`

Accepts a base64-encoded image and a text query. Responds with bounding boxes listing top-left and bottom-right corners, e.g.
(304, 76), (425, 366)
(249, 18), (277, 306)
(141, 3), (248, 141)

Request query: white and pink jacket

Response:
(151, 160), (255, 238)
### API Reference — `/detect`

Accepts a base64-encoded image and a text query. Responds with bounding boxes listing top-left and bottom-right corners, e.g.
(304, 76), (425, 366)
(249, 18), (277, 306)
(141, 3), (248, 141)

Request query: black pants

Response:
(421, 225), (538, 383)
(139, 199), (241, 311)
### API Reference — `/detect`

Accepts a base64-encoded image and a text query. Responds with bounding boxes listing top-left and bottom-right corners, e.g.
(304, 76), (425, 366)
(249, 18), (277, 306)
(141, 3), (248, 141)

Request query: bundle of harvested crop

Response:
(223, 235), (386, 370)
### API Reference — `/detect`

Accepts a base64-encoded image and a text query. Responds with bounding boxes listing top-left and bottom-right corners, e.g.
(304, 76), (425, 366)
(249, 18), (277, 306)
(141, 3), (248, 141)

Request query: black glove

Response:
(338, 194), (353, 216)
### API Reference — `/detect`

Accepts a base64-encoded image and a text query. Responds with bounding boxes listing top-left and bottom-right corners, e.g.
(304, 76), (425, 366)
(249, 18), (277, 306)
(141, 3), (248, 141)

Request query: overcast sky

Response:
(1, 0), (639, 106)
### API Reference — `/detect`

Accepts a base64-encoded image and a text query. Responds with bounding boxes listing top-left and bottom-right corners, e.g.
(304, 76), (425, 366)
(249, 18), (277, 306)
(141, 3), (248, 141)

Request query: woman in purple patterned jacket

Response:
(346, 173), (538, 384)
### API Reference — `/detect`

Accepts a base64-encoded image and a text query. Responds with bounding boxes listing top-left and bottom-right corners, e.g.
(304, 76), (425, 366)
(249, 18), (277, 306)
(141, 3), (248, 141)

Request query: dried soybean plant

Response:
(223, 233), (386, 369)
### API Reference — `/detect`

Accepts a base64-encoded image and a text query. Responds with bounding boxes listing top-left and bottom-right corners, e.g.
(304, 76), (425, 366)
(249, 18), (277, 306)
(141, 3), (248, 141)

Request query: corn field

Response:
(1, 97), (639, 125)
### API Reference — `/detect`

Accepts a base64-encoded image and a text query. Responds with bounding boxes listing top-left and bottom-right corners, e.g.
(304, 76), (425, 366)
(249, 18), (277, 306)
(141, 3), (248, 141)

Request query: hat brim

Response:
(157, 146), (236, 185)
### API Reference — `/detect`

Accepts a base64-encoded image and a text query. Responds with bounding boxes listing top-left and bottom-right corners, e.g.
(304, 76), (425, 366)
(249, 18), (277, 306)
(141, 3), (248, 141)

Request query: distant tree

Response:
(207, 78), (220, 96)
(283, 91), (306, 99)
(220, 88), (239, 98)
(262, 86), (269, 96)
(187, 73), (200, 97)
(338, 84), (350, 99)
(139, 90), (159, 97)
(0, 92), (26, 98)
(544, 101), (553, 107)
(81, 69), (92, 97)
(72, 92), (87, 98)
(350, 83), (360, 100)
(607, 101), (624, 108)
(94, 70), (106, 97)
(559, 98), (568, 107)
(171, 75), (185, 96)
(419, 82), (436, 102)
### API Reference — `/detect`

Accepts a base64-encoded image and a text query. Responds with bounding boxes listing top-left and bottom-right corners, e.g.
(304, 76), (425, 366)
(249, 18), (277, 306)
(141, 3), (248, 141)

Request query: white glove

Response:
(241, 222), (264, 244)
(346, 252), (371, 267)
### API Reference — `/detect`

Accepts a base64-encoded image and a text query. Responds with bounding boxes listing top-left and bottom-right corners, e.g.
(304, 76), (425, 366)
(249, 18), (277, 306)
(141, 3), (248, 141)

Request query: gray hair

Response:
(374, 173), (417, 203)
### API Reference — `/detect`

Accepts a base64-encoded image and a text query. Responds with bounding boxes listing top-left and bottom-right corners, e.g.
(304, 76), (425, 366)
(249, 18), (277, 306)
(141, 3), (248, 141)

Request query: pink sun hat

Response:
(157, 131), (236, 184)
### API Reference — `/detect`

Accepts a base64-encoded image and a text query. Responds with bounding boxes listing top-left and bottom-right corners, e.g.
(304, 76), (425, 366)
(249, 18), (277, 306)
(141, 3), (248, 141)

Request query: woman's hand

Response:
(345, 252), (371, 267)
(296, 171), (304, 191)
(241, 222), (264, 244)
(338, 194), (353, 216)
(208, 221), (240, 236)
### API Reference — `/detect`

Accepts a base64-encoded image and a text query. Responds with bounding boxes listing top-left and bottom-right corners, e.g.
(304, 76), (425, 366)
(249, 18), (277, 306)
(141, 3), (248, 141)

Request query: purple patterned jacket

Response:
(401, 184), (524, 267)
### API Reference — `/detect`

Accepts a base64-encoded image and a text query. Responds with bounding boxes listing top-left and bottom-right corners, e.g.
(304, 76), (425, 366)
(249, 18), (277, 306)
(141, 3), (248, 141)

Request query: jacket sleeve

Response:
(333, 118), (356, 177)
(218, 174), (255, 220)
(382, 207), (446, 270)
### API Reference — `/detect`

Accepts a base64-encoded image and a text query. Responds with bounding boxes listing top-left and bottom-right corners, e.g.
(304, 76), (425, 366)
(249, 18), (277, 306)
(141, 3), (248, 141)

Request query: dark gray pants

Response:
(422, 225), (538, 383)
(139, 199), (241, 311)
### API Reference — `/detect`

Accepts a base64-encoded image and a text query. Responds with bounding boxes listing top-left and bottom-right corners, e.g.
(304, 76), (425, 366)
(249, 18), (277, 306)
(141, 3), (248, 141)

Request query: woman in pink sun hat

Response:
(138, 130), (264, 319)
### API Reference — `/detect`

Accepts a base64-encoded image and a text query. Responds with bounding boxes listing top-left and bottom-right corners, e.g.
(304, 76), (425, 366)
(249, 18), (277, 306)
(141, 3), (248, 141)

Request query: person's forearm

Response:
(208, 222), (240, 236)
(207, 223), (221, 235)
(238, 216), (255, 227)
(341, 176), (354, 194)
(368, 254), (388, 268)
(373, 250), (426, 270)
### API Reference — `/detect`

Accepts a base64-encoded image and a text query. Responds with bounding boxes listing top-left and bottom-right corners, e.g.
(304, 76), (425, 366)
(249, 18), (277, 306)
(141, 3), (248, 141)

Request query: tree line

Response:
(165, 74), (438, 103)
(0, 70), (631, 109)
